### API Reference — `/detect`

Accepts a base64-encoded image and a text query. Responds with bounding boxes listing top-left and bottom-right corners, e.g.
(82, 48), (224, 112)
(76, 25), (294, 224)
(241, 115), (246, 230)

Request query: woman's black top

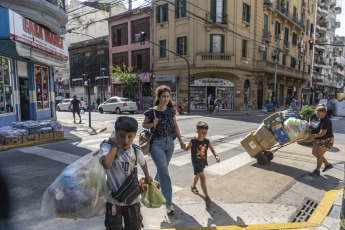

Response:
(144, 107), (177, 140)
(309, 113), (334, 140)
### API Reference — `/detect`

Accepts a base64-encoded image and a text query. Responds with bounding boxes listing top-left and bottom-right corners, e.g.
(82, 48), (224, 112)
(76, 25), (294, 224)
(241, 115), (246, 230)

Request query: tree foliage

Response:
(110, 64), (142, 99)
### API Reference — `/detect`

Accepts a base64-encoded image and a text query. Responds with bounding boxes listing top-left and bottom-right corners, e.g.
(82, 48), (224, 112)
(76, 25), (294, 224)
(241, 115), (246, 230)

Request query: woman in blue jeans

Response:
(143, 85), (185, 214)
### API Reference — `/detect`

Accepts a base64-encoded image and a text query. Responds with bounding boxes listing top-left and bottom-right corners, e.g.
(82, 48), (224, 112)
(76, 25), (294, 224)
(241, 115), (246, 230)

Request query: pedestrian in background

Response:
(142, 85), (186, 214)
(326, 96), (335, 118)
(309, 104), (334, 176)
(182, 121), (220, 206)
(285, 95), (290, 109)
(246, 99), (252, 115)
(214, 97), (221, 115)
(96, 97), (101, 108)
(69, 95), (82, 124)
(207, 94), (212, 113)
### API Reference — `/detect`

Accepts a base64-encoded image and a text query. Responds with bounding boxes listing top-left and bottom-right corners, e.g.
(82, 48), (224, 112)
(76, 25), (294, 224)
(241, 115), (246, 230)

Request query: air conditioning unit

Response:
(259, 46), (266, 52)
(300, 48), (304, 53)
(308, 9), (312, 13)
(278, 34), (283, 40)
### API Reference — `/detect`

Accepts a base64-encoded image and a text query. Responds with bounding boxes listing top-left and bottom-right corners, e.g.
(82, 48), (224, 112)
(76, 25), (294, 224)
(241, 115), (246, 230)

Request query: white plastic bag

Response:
(41, 150), (107, 219)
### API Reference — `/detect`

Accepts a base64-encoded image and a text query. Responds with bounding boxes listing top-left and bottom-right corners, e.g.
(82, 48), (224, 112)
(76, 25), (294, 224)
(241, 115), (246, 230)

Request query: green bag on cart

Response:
(140, 180), (166, 208)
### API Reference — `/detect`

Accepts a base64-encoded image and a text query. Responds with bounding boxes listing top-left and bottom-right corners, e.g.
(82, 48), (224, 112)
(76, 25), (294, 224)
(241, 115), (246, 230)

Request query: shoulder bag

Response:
(111, 144), (143, 205)
(139, 109), (156, 156)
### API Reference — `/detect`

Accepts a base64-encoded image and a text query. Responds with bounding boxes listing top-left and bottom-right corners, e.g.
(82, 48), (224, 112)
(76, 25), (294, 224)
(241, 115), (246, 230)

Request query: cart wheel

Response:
(257, 154), (268, 165)
(267, 153), (274, 162)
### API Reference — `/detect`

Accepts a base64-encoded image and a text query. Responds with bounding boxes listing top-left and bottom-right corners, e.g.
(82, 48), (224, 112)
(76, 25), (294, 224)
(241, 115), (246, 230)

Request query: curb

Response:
(0, 138), (67, 152)
(89, 125), (107, 135)
(155, 184), (343, 230)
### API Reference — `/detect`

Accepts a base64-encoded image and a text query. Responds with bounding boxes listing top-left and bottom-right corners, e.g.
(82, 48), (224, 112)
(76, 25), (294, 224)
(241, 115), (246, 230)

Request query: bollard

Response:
(341, 163), (345, 229)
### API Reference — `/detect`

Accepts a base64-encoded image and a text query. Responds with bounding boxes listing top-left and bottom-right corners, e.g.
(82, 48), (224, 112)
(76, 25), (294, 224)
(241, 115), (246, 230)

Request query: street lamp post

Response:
(101, 67), (106, 103)
(82, 73), (92, 128)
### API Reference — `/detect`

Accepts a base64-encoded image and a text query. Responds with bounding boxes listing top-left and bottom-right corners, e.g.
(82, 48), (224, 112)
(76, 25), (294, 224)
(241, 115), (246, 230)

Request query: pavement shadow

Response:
(205, 201), (246, 227)
(252, 161), (342, 192)
(159, 205), (203, 229)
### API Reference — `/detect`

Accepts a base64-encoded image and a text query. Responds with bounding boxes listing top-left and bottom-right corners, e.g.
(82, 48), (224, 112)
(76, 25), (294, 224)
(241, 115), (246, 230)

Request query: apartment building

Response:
(313, 0), (343, 101)
(108, 7), (153, 110)
(152, 0), (316, 111)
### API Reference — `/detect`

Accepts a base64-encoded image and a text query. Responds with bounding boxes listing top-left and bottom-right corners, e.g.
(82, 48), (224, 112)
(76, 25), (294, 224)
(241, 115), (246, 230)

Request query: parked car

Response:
(56, 99), (73, 111)
(98, 97), (137, 114)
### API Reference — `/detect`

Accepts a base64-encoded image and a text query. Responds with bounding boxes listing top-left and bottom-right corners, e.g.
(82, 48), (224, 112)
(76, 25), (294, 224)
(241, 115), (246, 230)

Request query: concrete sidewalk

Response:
(142, 142), (345, 229)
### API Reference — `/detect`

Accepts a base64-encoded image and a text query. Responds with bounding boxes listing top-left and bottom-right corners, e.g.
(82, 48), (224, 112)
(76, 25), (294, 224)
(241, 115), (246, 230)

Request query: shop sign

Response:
(8, 10), (68, 60)
(191, 78), (234, 87)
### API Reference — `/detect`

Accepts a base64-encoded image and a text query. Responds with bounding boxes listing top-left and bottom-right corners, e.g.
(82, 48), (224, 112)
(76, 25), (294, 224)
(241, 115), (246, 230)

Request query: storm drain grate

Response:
(289, 198), (319, 222)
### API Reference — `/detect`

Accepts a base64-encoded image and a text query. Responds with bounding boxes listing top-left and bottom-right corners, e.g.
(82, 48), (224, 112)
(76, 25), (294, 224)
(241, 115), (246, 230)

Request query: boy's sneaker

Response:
(166, 203), (174, 214)
(309, 169), (320, 177)
(205, 197), (212, 206)
(322, 164), (333, 172)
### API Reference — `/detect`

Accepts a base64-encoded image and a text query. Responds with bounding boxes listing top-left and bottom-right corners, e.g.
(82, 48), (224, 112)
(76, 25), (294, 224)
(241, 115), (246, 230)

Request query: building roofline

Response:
(69, 35), (109, 48)
(107, 6), (152, 21)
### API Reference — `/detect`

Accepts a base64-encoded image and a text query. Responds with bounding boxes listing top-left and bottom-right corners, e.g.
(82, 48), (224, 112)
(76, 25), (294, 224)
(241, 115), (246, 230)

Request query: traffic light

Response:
(308, 40), (314, 50)
(191, 75), (194, 84)
(134, 31), (146, 45)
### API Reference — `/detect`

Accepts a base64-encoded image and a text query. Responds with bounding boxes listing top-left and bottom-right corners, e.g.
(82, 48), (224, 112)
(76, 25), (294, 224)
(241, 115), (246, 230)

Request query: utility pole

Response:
(135, 32), (191, 114)
(274, 35), (282, 106)
(83, 74), (92, 128)
(101, 67), (106, 103)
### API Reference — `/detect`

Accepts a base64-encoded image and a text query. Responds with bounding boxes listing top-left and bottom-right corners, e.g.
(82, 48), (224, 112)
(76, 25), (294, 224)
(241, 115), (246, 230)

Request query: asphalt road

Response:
(1, 111), (344, 230)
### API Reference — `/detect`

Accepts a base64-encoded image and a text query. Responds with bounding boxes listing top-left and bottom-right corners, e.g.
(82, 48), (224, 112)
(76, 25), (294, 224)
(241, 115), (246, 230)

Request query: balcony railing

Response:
(200, 53), (232, 61)
(284, 40), (290, 49)
(263, 29), (271, 40)
(206, 12), (229, 25)
(275, 3), (305, 29)
(45, 0), (66, 11)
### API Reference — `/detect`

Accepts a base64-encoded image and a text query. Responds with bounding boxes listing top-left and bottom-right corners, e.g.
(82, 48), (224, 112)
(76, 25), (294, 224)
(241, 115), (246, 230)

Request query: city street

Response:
(0, 112), (344, 229)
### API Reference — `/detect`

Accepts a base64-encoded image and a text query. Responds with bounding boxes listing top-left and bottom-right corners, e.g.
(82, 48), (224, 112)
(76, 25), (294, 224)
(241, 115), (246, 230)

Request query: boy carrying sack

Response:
(99, 116), (152, 230)
(182, 121), (220, 206)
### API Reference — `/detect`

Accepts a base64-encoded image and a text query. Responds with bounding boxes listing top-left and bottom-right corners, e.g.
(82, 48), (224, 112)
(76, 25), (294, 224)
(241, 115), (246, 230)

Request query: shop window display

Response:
(35, 65), (49, 109)
(0, 57), (13, 114)
(216, 87), (234, 110)
(190, 86), (206, 109)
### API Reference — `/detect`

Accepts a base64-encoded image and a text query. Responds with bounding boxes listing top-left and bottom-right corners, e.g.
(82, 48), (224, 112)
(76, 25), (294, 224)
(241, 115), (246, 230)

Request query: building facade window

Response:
(132, 17), (150, 43)
(306, 19), (310, 34)
(263, 47), (267, 60)
(176, 36), (187, 55)
(210, 0), (226, 23)
(156, 4), (168, 23)
(310, 23), (314, 36)
(112, 52), (129, 69)
(308, 65), (311, 74)
(283, 53), (286, 65)
(35, 65), (49, 110)
(175, 0), (186, 19)
(159, 40), (167, 58)
(290, 57), (296, 68)
(132, 49), (150, 72)
(292, 32), (297, 46)
(210, 34), (224, 53)
(0, 57), (13, 114)
(112, 23), (128, 47)
(242, 3), (251, 23)
(242, 39), (248, 58)
(275, 21), (281, 36)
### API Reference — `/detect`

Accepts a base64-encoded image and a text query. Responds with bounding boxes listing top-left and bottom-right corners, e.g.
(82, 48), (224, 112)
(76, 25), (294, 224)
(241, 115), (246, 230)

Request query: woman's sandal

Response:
(191, 186), (199, 195)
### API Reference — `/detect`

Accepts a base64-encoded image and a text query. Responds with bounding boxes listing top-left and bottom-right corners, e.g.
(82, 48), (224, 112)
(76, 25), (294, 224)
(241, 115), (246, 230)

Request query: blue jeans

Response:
(150, 137), (175, 204)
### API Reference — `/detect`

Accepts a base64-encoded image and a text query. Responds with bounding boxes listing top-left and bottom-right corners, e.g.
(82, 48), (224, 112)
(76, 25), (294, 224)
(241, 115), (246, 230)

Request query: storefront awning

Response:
(156, 74), (178, 82)
(95, 76), (109, 80)
(15, 42), (68, 67)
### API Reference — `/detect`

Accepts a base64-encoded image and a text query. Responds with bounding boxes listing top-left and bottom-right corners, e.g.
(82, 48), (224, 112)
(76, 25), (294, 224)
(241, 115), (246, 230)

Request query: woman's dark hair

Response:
(154, 85), (177, 113)
(115, 116), (138, 133)
(196, 121), (208, 130)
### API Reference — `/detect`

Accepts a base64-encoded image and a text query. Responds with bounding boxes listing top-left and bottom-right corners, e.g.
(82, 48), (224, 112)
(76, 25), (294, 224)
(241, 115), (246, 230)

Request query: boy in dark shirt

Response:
(182, 121), (220, 206)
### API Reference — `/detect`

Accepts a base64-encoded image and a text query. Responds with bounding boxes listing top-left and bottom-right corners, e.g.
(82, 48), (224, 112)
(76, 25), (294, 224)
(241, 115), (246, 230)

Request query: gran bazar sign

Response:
(9, 10), (68, 60)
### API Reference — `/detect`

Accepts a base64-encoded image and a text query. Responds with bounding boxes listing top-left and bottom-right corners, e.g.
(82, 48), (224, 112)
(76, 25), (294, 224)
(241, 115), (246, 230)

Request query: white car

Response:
(98, 97), (137, 114)
(56, 99), (73, 111)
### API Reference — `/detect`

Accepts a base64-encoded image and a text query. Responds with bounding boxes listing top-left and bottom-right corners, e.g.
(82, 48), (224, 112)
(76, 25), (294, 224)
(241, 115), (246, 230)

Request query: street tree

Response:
(110, 64), (142, 100)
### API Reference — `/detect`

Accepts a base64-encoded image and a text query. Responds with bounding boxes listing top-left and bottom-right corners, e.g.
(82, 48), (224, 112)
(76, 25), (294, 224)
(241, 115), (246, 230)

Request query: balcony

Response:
(195, 53), (235, 67)
(275, 3), (305, 30)
(334, 6), (342, 14)
(316, 22), (327, 34)
(313, 77), (324, 85)
(205, 12), (229, 25)
(335, 20), (341, 28)
(263, 29), (271, 41)
(319, 6), (328, 17)
(200, 53), (232, 61)
(0, 0), (67, 35)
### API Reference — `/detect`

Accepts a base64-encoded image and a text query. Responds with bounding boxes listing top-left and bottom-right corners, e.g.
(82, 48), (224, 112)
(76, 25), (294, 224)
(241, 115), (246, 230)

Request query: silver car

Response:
(98, 97), (137, 114)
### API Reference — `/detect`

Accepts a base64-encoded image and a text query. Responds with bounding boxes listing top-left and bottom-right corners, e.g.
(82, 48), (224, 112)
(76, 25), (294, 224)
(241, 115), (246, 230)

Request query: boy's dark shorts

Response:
(192, 161), (207, 175)
(72, 109), (80, 115)
(105, 202), (142, 230)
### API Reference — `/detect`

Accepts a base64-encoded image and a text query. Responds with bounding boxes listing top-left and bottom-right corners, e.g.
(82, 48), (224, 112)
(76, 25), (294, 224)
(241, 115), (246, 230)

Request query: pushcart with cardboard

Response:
(241, 112), (311, 165)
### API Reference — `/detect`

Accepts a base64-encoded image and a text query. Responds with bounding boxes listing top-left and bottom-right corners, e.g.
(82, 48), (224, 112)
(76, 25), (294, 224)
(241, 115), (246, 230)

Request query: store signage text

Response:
(9, 10), (68, 59)
(191, 78), (235, 87)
